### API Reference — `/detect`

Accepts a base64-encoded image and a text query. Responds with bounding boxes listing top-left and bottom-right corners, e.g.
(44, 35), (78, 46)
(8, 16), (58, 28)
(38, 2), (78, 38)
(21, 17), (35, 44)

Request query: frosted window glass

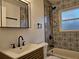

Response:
(62, 20), (79, 30)
(62, 8), (79, 20)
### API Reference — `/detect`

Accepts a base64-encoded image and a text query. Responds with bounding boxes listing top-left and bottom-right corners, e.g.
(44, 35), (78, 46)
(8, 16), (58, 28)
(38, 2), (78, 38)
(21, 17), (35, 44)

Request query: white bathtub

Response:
(46, 56), (62, 59)
(52, 48), (79, 59)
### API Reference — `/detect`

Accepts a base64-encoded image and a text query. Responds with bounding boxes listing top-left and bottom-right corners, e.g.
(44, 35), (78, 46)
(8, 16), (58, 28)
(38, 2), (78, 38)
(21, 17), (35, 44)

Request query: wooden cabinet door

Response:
(19, 47), (44, 59)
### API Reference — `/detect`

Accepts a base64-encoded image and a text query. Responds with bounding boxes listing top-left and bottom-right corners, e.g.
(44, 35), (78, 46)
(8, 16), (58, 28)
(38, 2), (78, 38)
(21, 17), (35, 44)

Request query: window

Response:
(61, 8), (79, 31)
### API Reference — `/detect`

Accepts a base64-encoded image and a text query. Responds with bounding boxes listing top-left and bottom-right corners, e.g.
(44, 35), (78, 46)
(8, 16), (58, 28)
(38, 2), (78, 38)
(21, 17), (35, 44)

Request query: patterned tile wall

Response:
(44, 0), (54, 49)
(52, 0), (79, 52)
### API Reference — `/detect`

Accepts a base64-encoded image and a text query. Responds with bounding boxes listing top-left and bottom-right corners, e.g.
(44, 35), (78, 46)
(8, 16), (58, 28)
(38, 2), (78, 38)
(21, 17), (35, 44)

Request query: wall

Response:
(0, 0), (45, 49)
(52, 0), (79, 52)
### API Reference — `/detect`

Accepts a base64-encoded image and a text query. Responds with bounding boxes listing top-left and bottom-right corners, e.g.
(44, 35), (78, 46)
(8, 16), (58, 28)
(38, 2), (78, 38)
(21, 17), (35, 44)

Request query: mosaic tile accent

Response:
(52, 0), (79, 52)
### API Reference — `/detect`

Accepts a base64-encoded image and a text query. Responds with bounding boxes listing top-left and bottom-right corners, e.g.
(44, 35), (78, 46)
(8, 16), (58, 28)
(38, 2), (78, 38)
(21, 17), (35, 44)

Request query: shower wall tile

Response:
(52, 0), (79, 52)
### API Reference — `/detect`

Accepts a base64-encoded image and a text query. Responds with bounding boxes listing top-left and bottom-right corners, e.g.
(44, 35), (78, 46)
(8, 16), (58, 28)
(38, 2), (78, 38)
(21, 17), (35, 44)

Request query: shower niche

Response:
(0, 0), (30, 28)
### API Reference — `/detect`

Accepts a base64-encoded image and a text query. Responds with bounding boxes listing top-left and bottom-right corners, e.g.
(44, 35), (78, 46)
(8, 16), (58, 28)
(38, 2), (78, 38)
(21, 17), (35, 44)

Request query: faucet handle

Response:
(11, 44), (16, 48)
(22, 41), (25, 46)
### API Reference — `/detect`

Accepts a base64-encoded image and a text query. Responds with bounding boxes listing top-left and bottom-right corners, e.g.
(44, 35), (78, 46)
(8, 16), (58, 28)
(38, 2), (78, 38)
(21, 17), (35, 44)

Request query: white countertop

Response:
(0, 42), (48, 59)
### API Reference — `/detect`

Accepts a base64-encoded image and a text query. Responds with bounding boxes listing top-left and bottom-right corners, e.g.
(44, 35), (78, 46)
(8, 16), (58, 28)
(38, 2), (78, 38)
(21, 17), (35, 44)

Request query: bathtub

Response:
(52, 48), (79, 59)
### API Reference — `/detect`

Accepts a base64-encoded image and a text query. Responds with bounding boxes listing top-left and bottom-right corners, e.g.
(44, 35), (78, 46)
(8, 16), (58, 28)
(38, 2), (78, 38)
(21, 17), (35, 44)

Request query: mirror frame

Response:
(0, 0), (31, 28)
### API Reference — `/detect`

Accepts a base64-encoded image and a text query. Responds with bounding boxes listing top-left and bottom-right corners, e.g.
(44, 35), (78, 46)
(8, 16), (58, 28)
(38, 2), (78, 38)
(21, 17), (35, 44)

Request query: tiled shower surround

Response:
(52, 0), (79, 52)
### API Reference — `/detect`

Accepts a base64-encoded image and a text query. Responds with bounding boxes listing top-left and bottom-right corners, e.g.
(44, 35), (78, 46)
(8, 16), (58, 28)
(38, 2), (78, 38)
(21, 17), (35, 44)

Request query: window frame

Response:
(59, 7), (79, 32)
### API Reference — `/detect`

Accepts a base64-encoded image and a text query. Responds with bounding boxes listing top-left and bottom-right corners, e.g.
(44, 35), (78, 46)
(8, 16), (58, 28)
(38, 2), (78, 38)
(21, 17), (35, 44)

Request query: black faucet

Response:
(18, 36), (25, 47)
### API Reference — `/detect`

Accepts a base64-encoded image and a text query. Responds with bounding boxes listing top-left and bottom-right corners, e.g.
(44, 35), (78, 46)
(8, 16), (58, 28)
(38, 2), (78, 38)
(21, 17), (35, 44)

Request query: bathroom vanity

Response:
(0, 43), (48, 59)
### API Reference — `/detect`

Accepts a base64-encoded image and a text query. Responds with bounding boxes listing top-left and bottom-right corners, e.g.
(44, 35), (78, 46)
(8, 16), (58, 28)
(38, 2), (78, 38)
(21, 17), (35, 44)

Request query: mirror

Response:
(1, 0), (30, 28)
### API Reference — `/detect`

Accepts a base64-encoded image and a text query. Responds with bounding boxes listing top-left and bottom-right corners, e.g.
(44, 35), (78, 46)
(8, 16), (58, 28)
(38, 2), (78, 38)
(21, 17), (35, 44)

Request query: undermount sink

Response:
(9, 43), (38, 54)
